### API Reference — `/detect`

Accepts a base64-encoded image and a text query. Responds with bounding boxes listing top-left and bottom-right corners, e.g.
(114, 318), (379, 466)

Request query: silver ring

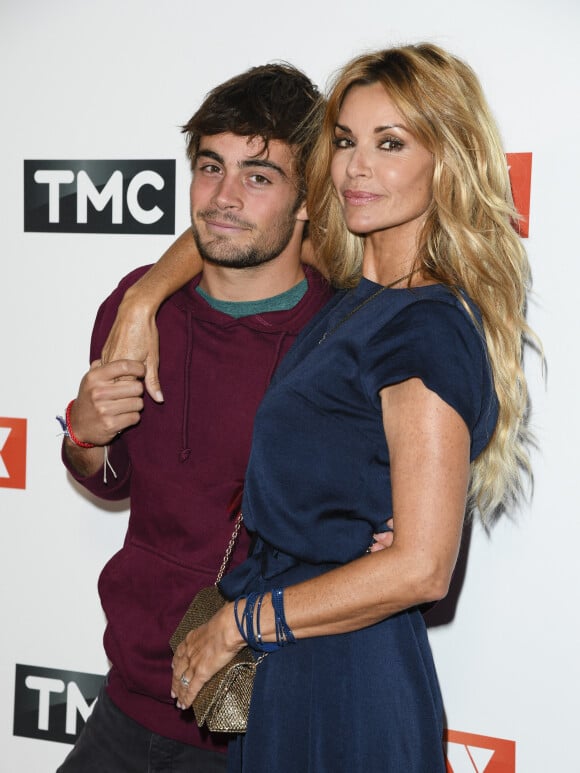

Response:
(180, 673), (190, 687)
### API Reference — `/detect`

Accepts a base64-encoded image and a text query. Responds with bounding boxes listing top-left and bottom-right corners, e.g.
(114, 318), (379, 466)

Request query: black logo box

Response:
(13, 664), (105, 745)
(24, 160), (175, 234)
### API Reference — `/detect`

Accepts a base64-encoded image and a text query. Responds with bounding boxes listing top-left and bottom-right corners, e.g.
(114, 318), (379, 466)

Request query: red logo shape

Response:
(445, 730), (516, 772)
(0, 418), (27, 490)
(506, 152), (532, 238)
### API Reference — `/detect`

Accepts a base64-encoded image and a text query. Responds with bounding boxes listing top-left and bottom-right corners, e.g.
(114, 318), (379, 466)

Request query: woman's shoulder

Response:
(363, 282), (497, 453)
(365, 280), (485, 340)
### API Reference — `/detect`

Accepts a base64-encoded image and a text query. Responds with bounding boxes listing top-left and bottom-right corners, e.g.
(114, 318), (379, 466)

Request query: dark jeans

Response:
(56, 688), (228, 773)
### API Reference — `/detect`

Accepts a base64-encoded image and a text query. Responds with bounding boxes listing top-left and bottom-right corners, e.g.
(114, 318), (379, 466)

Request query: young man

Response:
(57, 64), (332, 773)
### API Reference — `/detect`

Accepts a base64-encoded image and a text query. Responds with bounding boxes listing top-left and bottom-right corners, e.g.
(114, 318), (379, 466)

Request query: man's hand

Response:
(369, 517), (394, 552)
(63, 359), (145, 478)
(100, 295), (162, 404)
(70, 359), (146, 447)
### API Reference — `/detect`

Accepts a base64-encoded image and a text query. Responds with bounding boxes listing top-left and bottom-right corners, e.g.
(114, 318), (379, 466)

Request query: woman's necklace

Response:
(318, 269), (420, 344)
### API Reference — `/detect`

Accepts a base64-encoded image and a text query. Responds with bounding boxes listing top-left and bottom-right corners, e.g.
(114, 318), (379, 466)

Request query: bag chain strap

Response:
(216, 511), (268, 664)
(216, 512), (244, 584)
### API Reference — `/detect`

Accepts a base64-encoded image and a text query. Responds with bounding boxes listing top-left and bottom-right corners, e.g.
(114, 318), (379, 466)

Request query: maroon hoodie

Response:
(63, 264), (332, 752)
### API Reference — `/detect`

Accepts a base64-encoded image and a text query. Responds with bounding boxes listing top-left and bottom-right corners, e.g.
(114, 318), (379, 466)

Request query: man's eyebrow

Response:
(195, 148), (287, 179)
(195, 149), (224, 165)
(239, 158), (287, 179)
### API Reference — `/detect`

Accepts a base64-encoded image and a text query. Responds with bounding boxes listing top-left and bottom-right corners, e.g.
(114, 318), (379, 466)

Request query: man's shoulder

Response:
(113, 264), (155, 294)
(100, 264), (199, 312)
(303, 265), (334, 301)
(302, 267), (334, 321)
(94, 265), (157, 315)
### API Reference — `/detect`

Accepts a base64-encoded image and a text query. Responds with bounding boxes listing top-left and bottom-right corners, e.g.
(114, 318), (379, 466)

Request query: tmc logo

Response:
(13, 664), (105, 744)
(24, 160), (176, 234)
(0, 417), (27, 490)
(445, 729), (516, 772)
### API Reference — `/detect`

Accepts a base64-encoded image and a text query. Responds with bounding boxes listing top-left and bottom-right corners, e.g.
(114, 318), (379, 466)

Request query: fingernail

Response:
(155, 390), (164, 403)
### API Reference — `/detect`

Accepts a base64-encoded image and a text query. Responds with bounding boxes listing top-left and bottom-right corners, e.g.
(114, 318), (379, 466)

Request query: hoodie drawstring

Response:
(179, 311), (193, 462)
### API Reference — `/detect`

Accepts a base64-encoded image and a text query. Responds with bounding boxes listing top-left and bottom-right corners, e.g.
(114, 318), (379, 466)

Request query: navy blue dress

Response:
(221, 279), (498, 772)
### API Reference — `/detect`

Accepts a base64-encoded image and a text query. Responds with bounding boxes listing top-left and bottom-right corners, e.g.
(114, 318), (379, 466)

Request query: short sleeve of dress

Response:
(362, 297), (496, 460)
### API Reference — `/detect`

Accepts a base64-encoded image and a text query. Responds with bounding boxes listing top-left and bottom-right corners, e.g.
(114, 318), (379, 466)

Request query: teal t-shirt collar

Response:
(196, 278), (308, 319)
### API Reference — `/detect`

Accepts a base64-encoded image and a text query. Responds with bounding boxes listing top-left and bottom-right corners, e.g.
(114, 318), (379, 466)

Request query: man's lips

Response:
(203, 218), (249, 233)
(342, 190), (382, 205)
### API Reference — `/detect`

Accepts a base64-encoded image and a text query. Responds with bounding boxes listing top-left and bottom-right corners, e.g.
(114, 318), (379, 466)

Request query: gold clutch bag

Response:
(169, 515), (264, 733)
(170, 585), (258, 733)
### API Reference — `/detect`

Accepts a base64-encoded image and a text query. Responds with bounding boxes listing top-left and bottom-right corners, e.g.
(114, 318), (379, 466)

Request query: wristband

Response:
(56, 400), (96, 449)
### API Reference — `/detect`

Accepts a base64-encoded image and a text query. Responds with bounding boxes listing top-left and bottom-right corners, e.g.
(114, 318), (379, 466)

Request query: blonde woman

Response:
(104, 44), (532, 771)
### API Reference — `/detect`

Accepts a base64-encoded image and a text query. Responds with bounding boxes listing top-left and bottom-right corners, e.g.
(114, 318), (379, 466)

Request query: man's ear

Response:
(295, 200), (308, 222)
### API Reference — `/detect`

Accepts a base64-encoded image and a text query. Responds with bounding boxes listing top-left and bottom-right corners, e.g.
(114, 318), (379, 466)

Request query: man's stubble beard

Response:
(191, 209), (297, 270)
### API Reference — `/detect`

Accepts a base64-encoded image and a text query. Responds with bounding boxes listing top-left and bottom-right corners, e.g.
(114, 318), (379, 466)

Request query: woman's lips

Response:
(342, 189), (382, 205)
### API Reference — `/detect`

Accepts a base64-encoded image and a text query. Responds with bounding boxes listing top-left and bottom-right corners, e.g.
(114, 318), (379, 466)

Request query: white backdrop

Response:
(1, 1), (578, 770)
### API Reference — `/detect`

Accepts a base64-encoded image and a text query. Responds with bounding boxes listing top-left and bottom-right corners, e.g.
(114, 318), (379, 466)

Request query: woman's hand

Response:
(100, 290), (162, 403)
(101, 227), (203, 403)
(171, 603), (243, 710)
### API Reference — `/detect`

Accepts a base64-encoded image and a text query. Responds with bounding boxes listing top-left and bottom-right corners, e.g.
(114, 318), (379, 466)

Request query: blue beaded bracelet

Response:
(234, 588), (295, 653)
(271, 588), (296, 646)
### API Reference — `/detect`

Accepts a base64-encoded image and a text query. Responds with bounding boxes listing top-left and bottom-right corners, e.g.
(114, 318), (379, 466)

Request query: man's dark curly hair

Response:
(182, 63), (324, 199)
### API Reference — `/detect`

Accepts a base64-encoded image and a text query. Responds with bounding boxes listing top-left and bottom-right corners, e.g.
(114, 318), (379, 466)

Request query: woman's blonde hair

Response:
(307, 43), (535, 522)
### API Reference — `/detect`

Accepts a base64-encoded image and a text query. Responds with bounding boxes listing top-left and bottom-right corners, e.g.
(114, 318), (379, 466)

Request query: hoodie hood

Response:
(168, 266), (333, 463)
